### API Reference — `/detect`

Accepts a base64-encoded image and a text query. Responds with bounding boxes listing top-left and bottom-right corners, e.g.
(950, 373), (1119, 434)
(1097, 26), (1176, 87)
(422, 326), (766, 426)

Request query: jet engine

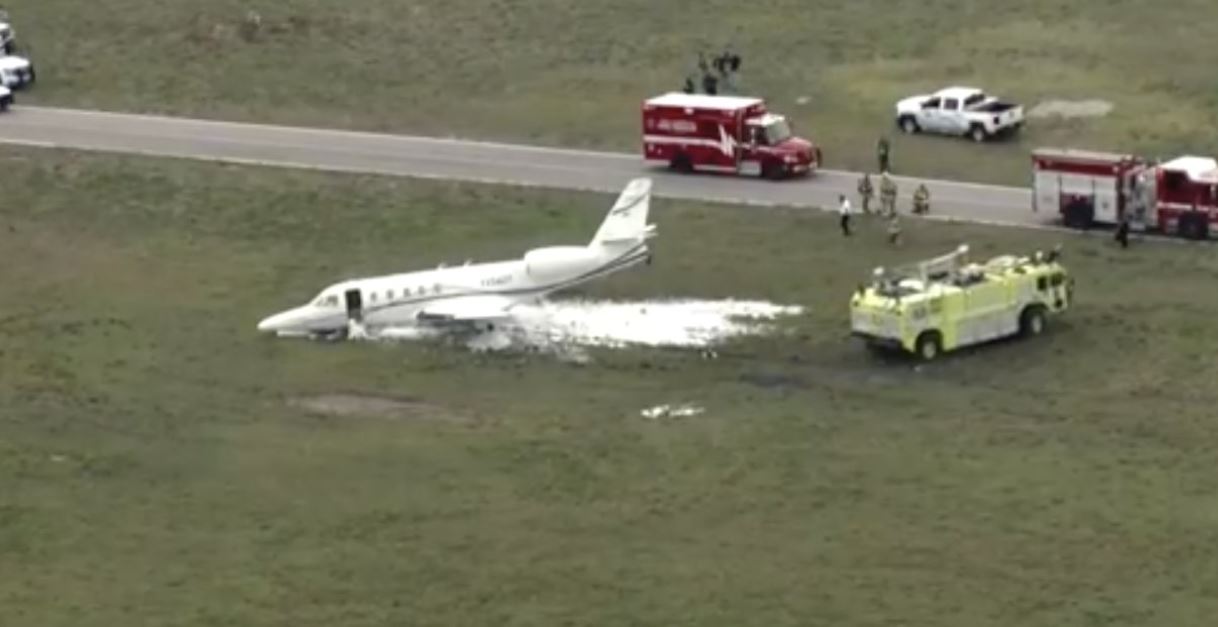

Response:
(524, 246), (600, 282)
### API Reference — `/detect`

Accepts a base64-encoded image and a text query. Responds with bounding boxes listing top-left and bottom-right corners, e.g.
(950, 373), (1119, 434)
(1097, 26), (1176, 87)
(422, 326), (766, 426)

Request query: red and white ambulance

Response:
(1032, 147), (1218, 240)
(642, 92), (821, 179)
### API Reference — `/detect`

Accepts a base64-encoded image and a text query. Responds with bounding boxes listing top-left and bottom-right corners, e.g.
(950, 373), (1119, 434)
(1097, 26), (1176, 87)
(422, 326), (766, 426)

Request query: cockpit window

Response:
(313, 294), (339, 308)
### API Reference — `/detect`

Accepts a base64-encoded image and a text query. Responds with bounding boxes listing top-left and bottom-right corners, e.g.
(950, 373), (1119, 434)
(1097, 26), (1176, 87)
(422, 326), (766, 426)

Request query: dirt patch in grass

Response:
(288, 393), (468, 423)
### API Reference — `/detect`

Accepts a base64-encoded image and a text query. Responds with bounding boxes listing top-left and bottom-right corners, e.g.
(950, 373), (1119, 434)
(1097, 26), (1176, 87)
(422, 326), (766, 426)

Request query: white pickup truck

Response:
(0, 54), (33, 89)
(895, 86), (1024, 142)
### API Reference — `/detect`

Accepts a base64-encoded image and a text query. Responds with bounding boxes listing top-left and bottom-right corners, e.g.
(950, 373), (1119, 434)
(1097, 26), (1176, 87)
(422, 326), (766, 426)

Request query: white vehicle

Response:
(0, 21), (13, 55)
(0, 54), (33, 89)
(257, 178), (658, 340)
(895, 86), (1024, 142)
(0, 85), (11, 112)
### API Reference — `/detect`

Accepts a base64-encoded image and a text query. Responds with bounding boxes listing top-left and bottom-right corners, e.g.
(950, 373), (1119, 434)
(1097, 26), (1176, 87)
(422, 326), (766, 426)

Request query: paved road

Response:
(0, 105), (1045, 229)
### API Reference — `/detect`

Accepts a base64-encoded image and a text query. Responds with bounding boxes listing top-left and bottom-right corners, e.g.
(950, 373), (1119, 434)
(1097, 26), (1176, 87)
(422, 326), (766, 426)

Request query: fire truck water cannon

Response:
(850, 244), (1072, 360)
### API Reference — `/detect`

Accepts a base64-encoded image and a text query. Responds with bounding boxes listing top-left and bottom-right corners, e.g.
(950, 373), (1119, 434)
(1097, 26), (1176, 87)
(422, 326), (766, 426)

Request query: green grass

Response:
(10, 0), (1218, 184)
(5, 146), (1218, 626)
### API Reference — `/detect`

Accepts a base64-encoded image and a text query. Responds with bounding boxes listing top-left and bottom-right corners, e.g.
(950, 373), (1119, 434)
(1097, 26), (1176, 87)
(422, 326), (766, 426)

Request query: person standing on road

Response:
(880, 173), (898, 217)
(838, 194), (853, 236)
(912, 183), (930, 215)
(858, 173), (875, 214)
(877, 136), (891, 173)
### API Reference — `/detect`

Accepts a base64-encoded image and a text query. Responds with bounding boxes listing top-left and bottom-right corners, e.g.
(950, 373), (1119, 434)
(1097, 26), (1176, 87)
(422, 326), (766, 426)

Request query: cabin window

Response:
(1037, 277), (1048, 291)
(386, 290), (393, 300)
(1162, 171), (1187, 191)
(433, 284), (441, 294)
(1050, 273), (1064, 286)
(944, 98), (959, 110)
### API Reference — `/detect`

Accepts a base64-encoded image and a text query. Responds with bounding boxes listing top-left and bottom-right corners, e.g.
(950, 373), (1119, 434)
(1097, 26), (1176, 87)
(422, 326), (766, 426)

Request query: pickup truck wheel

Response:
(1020, 306), (1047, 337)
(899, 116), (919, 134)
(969, 125), (988, 142)
(914, 331), (942, 361)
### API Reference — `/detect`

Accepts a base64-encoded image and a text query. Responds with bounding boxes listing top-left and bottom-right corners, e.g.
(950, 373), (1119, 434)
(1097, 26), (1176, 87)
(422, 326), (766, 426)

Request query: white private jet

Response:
(257, 178), (658, 339)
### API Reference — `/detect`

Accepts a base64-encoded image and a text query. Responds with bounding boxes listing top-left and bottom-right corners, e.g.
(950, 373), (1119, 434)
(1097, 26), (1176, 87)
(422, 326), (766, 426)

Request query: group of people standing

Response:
(682, 47), (743, 96)
(837, 137), (931, 245)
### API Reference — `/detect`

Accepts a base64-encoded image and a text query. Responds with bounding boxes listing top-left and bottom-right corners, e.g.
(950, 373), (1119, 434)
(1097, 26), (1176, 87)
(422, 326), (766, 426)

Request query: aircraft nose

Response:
(257, 310), (290, 333)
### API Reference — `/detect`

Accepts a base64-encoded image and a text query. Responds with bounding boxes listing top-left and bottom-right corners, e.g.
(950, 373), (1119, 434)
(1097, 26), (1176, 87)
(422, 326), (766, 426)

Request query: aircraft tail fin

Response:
(591, 178), (656, 246)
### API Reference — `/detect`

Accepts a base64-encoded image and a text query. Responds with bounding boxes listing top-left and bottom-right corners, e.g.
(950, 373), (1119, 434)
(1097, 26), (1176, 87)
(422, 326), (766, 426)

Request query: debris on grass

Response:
(640, 403), (705, 420)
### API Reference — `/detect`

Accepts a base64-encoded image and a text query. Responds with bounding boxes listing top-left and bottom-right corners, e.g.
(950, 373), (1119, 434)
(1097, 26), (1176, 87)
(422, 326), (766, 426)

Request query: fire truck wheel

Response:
(915, 331), (942, 361)
(1179, 214), (1209, 240)
(670, 154), (693, 173)
(1020, 306), (1047, 337)
(969, 125), (988, 143)
(761, 161), (782, 180)
(899, 116), (919, 134)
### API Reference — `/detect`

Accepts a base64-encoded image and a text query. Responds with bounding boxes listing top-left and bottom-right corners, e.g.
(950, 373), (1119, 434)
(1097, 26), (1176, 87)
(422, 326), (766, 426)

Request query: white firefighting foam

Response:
(371, 299), (803, 352)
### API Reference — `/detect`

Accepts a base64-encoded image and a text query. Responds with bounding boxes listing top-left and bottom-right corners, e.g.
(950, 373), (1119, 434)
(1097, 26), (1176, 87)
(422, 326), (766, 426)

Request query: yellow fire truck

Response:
(849, 245), (1072, 360)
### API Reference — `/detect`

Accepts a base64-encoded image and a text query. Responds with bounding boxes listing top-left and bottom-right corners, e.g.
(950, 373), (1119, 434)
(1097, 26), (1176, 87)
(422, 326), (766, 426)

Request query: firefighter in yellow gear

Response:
(857, 173), (875, 214)
(886, 213), (902, 246)
(912, 183), (930, 215)
(880, 174), (898, 217)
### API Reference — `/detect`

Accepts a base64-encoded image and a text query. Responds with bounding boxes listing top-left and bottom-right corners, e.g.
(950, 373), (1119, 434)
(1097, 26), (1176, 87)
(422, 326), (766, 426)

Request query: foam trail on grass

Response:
(374, 298), (804, 352)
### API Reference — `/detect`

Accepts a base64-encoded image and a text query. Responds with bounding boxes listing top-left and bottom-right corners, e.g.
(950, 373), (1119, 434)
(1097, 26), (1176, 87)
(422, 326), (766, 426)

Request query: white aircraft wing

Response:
(416, 294), (519, 323)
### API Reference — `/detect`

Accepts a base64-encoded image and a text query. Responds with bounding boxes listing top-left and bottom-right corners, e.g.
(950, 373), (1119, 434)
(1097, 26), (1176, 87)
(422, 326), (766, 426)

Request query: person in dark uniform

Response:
(877, 136), (891, 173)
(702, 72), (718, 95)
(682, 75), (695, 94)
(1115, 216), (1130, 248)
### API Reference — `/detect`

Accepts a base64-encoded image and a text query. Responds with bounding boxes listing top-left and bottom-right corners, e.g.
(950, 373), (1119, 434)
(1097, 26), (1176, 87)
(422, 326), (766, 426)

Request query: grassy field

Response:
(5, 146), (1218, 626)
(9, 0), (1218, 184)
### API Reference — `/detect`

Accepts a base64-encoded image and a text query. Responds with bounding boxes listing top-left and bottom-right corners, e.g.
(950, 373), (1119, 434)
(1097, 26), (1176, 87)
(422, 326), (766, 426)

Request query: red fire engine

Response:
(1033, 148), (1218, 240)
(642, 92), (821, 179)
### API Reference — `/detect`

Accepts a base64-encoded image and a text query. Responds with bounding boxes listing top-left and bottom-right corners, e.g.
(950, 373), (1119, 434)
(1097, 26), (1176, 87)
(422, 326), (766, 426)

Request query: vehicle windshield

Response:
(873, 280), (923, 299)
(763, 119), (792, 145)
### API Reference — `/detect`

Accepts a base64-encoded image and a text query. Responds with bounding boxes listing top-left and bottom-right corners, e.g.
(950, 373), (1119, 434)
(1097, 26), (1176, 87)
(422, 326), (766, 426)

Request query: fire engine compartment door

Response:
(1091, 177), (1118, 223)
(959, 280), (1017, 345)
(737, 116), (763, 176)
(1038, 170), (1118, 223)
(1033, 170), (1061, 214)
